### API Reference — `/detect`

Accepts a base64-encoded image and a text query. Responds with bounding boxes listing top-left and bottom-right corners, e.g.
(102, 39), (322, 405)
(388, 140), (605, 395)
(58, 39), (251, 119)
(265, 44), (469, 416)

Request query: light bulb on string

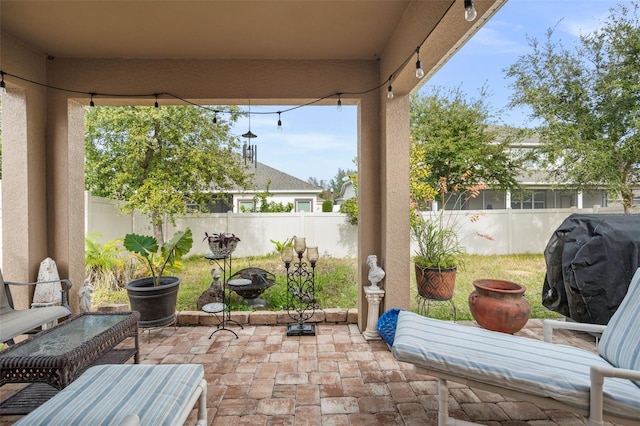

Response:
(387, 84), (394, 100)
(464, 0), (477, 21)
(212, 111), (218, 125)
(89, 93), (95, 107)
(415, 48), (424, 79)
(277, 112), (283, 132)
(337, 93), (343, 112)
(154, 94), (159, 108)
(0, 72), (6, 94)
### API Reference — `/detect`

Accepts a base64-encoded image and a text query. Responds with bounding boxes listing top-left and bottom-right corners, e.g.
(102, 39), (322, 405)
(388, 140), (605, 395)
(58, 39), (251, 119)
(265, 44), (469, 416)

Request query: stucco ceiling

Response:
(2, 0), (464, 61)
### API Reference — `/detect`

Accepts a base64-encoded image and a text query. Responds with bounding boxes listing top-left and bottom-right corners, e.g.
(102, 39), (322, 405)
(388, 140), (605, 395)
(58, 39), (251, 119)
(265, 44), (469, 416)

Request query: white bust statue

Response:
(367, 255), (385, 290)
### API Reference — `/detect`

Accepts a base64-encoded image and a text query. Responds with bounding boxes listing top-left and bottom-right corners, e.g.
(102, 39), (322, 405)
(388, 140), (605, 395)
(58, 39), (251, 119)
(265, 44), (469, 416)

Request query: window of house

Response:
(511, 190), (546, 209)
(238, 199), (255, 212)
(295, 199), (312, 212)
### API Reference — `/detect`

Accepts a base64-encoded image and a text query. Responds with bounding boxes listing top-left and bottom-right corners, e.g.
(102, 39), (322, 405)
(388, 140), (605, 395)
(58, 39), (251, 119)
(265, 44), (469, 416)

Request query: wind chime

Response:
(242, 100), (257, 168)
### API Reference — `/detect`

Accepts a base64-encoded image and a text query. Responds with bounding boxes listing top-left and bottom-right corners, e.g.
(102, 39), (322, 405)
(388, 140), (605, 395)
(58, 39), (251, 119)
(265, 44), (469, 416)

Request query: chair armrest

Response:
(4, 279), (73, 309)
(542, 319), (606, 343)
(589, 365), (640, 425)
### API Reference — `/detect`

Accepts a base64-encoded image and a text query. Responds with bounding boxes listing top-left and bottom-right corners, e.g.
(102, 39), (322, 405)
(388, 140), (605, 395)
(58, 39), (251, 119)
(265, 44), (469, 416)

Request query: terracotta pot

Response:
(468, 279), (531, 334)
(415, 265), (456, 301)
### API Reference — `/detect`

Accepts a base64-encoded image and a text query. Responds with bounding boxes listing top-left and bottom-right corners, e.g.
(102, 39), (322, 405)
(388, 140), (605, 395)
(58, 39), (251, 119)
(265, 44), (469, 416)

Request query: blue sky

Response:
(233, 0), (624, 184)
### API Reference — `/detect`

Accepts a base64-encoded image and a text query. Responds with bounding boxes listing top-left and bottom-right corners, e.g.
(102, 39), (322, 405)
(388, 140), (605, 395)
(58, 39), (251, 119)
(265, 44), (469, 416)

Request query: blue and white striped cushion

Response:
(392, 310), (640, 420)
(15, 364), (204, 426)
(599, 268), (640, 379)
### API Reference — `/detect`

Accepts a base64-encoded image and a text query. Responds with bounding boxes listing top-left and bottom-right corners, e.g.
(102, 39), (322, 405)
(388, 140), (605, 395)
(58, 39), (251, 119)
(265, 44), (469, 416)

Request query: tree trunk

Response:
(151, 211), (165, 245)
(621, 187), (633, 214)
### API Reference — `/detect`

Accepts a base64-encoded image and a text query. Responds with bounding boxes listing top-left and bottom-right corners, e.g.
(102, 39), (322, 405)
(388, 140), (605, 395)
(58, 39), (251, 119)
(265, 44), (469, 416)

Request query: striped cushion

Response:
(392, 311), (640, 420)
(599, 268), (640, 381)
(15, 364), (204, 426)
(0, 305), (71, 343)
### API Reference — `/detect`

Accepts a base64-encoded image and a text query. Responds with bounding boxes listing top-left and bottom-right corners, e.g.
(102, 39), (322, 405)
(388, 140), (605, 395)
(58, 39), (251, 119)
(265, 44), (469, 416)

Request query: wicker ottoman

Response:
(15, 364), (207, 426)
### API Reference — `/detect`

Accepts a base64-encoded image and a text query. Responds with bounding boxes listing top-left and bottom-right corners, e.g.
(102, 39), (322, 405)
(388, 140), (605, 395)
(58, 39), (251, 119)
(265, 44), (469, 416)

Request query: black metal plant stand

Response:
(203, 253), (244, 338)
(282, 238), (319, 336)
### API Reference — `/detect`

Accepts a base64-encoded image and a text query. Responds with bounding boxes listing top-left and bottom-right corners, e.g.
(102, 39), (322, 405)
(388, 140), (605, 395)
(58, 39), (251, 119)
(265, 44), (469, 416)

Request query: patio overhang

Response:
(0, 0), (507, 331)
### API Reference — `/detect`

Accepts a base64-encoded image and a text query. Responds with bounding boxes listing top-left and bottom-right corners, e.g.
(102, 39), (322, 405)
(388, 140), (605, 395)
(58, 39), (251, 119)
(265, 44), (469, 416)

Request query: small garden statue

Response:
(78, 279), (94, 313)
(197, 268), (224, 310)
(367, 255), (385, 291)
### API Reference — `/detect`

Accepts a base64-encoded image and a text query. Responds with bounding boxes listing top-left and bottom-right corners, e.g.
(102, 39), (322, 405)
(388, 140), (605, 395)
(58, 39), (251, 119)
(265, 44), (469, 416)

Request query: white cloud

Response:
(468, 24), (529, 55)
(558, 12), (608, 38)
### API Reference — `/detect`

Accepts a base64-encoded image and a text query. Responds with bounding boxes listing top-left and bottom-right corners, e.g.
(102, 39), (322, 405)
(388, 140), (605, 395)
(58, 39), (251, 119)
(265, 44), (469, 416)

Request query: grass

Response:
(92, 253), (561, 321)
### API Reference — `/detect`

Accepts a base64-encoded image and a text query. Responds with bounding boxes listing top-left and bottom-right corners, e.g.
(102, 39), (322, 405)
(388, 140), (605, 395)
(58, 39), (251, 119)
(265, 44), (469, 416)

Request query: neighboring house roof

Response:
(234, 162), (322, 194)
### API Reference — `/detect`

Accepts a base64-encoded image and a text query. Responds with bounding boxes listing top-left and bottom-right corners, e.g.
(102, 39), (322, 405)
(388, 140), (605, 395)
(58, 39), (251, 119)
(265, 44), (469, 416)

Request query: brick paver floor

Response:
(1, 319), (607, 425)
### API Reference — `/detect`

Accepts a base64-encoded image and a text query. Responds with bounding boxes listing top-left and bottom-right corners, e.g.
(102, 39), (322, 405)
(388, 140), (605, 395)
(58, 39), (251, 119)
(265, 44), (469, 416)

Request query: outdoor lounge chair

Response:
(392, 268), (640, 426)
(0, 268), (72, 344)
(14, 364), (207, 425)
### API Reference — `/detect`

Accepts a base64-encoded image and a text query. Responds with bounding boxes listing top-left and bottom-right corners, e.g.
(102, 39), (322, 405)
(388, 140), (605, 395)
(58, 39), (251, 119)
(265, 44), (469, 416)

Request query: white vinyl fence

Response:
(84, 193), (634, 259)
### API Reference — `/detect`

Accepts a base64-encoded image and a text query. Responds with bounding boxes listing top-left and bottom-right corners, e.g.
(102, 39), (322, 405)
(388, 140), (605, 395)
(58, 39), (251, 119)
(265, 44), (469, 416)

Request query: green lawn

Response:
(92, 253), (561, 321)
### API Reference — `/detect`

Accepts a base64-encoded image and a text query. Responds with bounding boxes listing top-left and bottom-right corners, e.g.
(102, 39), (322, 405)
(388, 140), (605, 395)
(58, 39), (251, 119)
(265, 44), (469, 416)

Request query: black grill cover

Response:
(542, 213), (640, 324)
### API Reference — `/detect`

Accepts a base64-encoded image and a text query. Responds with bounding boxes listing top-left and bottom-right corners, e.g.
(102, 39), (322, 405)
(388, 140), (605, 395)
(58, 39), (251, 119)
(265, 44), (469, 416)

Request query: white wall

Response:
(82, 193), (636, 259)
(85, 193), (358, 258)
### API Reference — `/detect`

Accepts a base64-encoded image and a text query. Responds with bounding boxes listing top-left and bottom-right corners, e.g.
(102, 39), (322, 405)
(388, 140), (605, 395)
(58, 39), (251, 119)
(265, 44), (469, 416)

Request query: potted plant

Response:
(124, 228), (193, 328)
(409, 170), (486, 301)
(204, 232), (240, 257)
(411, 214), (462, 301)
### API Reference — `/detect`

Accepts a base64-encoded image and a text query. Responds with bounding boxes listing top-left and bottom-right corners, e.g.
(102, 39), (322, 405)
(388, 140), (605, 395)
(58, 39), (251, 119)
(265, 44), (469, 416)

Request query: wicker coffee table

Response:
(0, 311), (140, 415)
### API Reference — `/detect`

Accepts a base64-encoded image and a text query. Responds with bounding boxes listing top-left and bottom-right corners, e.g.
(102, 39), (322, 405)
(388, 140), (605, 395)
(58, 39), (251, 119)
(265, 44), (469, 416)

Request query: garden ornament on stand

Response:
(367, 255), (385, 290)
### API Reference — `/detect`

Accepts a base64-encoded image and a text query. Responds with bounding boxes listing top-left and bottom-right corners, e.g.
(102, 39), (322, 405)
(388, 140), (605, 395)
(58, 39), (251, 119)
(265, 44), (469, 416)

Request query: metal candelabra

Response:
(281, 237), (319, 336)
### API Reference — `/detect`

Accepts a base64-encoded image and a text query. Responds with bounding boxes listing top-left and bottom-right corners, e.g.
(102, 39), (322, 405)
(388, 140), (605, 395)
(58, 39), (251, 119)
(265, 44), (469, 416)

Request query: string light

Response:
(90, 93), (95, 107)
(277, 112), (283, 132)
(464, 0), (477, 22)
(0, 0), (464, 118)
(415, 48), (424, 79)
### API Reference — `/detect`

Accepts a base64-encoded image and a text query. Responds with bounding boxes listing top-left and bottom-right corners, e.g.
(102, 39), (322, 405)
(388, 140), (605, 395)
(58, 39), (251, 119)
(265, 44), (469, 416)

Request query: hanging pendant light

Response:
(242, 99), (258, 139)
(242, 100), (258, 167)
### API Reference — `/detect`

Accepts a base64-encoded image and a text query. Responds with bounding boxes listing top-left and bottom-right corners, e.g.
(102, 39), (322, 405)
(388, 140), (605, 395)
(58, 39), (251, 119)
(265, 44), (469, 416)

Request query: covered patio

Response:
(0, 0), (507, 330)
(0, 320), (599, 425)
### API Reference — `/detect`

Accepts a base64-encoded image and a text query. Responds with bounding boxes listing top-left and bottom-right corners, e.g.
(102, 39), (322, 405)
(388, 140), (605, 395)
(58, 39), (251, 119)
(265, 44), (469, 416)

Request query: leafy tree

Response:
(309, 169), (357, 201)
(410, 87), (525, 207)
(85, 105), (251, 244)
(506, 2), (640, 213)
(307, 177), (325, 188)
(339, 198), (358, 225)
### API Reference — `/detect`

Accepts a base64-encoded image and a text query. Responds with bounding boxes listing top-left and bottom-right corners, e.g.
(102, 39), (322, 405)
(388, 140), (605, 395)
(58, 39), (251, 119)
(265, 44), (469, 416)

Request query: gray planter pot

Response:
(125, 276), (181, 328)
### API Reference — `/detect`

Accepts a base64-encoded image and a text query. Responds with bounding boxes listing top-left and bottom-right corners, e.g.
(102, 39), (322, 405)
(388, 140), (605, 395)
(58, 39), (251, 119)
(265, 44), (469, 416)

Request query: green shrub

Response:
(85, 233), (133, 291)
(322, 200), (333, 212)
(339, 198), (358, 225)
